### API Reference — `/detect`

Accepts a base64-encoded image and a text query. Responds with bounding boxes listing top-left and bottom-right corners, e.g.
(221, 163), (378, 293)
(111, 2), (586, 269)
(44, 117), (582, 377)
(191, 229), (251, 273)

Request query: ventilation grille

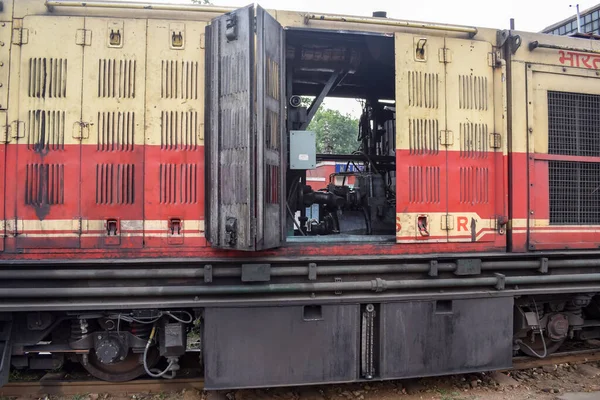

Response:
(25, 164), (64, 206)
(221, 109), (249, 150)
(97, 112), (135, 152)
(221, 162), (248, 205)
(408, 166), (440, 203)
(408, 71), (439, 108)
(159, 164), (198, 204)
(459, 122), (488, 158)
(549, 161), (600, 225)
(221, 53), (248, 96)
(266, 164), (280, 204)
(96, 164), (135, 205)
(161, 60), (199, 99)
(161, 111), (198, 150)
(266, 57), (280, 100)
(265, 109), (280, 151)
(98, 59), (136, 98)
(459, 167), (489, 204)
(27, 110), (65, 151)
(28, 58), (67, 98)
(408, 119), (439, 155)
(458, 75), (488, 110)
(548, 91), (600, 157)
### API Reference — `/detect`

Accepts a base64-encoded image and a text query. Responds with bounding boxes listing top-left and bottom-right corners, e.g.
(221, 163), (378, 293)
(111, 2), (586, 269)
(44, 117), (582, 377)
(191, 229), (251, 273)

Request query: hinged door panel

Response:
(80, 18), (146, 249)
(206, 5), (285, 251)
(144, 20), (207, 248)
(14, 16), (84, 249)
(445, 38), (499, 243)
(255, 6), (286, 249)
(395, 34), (448, 243)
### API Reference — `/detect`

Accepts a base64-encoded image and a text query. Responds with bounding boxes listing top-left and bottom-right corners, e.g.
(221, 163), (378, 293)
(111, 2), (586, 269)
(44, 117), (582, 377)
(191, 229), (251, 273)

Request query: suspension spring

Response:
(70, 319), (88, 341)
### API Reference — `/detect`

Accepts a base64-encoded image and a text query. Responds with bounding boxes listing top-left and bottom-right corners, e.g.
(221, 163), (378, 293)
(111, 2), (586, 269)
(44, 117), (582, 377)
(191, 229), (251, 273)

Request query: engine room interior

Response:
(285, 29), (397, 241)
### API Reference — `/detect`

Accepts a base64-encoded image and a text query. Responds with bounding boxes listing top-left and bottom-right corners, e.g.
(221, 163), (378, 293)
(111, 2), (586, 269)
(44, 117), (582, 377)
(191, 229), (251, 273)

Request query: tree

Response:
(191, 0), (212, 4)
(300, 97), (359, 154)
(308, 108), (359, 155)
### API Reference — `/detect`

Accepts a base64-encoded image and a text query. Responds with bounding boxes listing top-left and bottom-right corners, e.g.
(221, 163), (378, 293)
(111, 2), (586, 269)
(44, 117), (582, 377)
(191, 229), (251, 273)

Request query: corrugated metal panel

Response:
(14, 16), (84, 249)
(206, 6), (253, 250)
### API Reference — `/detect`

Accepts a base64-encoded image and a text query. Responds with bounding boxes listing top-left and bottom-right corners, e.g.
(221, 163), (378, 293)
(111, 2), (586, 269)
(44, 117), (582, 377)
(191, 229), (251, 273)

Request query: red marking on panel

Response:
(457, 216), (469, 232)
(558, 50), (600, 70)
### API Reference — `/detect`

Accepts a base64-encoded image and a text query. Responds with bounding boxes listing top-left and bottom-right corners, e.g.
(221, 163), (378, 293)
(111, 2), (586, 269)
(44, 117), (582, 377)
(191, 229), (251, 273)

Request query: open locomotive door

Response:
(205, 5), (286, 251)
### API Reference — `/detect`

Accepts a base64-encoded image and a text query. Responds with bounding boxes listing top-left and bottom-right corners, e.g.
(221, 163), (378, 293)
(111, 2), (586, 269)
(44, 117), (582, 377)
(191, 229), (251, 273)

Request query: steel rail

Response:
(305, 13), (478, 35)
(0, 377), (204, 397)
(2, 348), (600, 396)
(45, 0), (232, 13)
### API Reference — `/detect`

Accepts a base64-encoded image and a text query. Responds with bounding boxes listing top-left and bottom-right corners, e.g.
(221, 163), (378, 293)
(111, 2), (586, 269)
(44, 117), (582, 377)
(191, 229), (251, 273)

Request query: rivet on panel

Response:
(0, 62), (4, 67)
(0, 42), (4, 47)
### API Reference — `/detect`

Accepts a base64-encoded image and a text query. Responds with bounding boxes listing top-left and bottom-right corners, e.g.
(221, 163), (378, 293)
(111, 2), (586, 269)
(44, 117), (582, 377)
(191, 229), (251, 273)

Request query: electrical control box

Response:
(290, 130), (316, 170)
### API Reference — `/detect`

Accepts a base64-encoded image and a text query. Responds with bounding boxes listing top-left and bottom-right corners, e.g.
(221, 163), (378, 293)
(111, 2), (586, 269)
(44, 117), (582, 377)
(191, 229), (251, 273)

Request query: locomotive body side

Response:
(0, 0), (599, 391)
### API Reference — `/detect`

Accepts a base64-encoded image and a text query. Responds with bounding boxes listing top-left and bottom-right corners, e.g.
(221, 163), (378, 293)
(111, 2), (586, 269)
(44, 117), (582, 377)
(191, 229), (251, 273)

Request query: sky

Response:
(135, 0), (599, 116)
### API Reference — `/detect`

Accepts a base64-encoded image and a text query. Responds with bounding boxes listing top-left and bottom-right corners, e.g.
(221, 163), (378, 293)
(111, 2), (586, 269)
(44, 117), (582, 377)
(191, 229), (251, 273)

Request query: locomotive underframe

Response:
(2, 250), (600, 387)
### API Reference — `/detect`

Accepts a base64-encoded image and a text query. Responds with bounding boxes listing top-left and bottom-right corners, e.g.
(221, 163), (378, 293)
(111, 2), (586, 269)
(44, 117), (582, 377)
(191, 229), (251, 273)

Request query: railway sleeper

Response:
(1, 293), (600, 389)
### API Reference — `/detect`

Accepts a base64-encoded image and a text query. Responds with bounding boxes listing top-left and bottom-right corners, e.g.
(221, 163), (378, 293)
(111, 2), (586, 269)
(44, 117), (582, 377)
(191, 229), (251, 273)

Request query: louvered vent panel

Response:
(221, 52), (248, 95)
(408, 166), (440, 203)
(458, 75), (488, 110)
(25, 164), (65, 206)
(408, 71), (439, 108)
(161, 60), (199, 99)
(459, 122), (489, 158)
(27, 110), (65, 151)
(95, 164), (136, 205)
(28, 58), (68, 98)
(160, 111), (198, 150)
(98, 59), (136, 98)
(408, 119), (439, 155)
(97, 112), (135, 152)
(159, 164), (198, 204)
(460, 167), (489, 204)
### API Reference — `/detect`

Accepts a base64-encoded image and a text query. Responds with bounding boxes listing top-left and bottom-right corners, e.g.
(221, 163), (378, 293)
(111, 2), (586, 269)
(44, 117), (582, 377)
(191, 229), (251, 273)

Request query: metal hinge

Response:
(76, 29), (92, 46)
(488, 49), (504, 68)
(8, 120), (23, 140)
(72, 121), (90, 140)
(250, 217), (257, 239)
(12, 28), (28, 45)
(438, 47), (452, 63)
(490, 133), (502, 148)
(440, 130), (453, 146)
(0, 111), (7, 143)
(441, 215), (454, 231)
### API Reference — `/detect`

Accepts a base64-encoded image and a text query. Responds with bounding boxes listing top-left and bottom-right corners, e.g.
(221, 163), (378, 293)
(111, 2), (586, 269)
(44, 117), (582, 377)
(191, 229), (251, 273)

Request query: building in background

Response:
(542, 3), (600, 36)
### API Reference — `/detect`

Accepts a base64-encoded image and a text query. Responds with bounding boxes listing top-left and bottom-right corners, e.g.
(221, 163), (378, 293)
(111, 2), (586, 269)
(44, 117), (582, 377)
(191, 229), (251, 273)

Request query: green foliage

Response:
(301, 97), (359, 154)
(191, 0), (212, 4)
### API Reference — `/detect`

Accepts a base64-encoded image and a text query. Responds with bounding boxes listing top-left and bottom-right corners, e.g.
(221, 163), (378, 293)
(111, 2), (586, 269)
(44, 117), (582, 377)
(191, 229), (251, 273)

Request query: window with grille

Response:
(548, 91), (600, 225)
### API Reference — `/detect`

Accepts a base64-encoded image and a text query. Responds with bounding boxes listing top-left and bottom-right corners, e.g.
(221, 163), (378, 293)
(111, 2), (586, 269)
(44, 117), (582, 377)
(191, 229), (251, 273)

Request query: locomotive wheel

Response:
(519, 334), (565, 358)
(79, 348), (159, 382)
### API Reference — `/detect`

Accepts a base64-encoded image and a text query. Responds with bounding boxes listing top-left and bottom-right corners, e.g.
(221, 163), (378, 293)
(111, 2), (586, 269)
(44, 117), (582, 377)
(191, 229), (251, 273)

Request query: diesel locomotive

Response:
(0, 0), (599, 389)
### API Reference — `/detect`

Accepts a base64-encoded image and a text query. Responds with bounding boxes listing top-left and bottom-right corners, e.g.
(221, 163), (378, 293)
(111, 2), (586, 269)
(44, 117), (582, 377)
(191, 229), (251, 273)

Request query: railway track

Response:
(2, 349), (600, 397)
